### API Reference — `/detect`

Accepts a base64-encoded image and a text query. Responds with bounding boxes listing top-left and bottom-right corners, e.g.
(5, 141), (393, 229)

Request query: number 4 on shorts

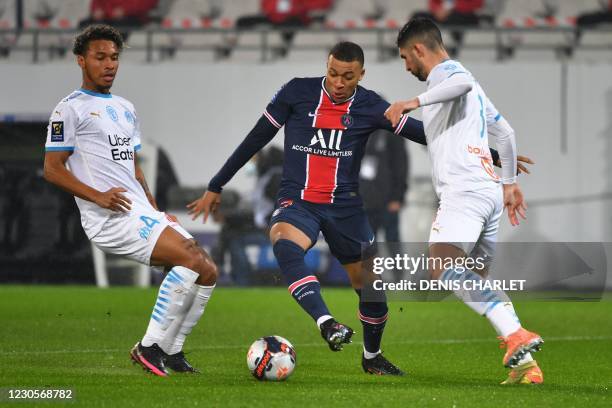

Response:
(140, 215), (160, 228)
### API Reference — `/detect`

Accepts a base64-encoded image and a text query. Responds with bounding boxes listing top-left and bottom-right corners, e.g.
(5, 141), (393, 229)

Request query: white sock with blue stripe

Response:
(440, 268), (521, 337)
(161, 283), (215, 355)
(141, 266), (199, 351)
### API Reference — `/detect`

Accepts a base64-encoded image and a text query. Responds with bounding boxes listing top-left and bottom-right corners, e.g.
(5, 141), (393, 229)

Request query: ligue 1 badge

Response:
(341, 113), (353, 128)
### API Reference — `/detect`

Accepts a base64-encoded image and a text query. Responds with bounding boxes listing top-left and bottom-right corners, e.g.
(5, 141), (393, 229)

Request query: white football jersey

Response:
(420, 60), (501, 198)
(45, 88), (150, 238)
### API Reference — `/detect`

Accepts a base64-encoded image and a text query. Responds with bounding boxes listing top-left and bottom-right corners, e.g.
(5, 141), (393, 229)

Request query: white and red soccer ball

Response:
(247, 336), (296, 381)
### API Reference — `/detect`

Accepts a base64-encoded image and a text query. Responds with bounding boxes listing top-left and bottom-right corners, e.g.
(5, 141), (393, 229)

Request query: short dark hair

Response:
(329, 41), (365, 66)
(396, 17), (444, 50)
(73, 24), (124, 56)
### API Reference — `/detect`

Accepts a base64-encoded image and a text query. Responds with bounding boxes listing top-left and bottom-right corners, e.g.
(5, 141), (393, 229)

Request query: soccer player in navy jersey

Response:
(188, 42), (525, 375)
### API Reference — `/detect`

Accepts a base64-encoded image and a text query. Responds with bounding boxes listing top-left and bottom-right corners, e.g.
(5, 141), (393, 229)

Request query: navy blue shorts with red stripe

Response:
(270, 197), (376, 265)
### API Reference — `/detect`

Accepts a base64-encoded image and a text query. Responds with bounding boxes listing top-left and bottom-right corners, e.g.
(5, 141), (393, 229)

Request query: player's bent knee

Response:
(269, 222), (311, 250)
(188, 249), (218, 285)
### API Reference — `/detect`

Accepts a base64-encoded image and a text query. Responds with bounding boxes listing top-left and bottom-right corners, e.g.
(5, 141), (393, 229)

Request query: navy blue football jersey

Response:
(263, 77), (422, 206)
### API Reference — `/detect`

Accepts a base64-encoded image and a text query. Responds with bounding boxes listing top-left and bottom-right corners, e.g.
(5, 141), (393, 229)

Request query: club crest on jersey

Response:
(106, 105), (118, 122)
(51, 121), (64, 141)
(341, 114), (353, 128)
(124, 110), (135, 125)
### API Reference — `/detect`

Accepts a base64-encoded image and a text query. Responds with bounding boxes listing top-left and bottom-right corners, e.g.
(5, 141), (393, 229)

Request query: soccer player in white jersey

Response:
(385, 18), (544, 384)
(43, 25), (218, 377)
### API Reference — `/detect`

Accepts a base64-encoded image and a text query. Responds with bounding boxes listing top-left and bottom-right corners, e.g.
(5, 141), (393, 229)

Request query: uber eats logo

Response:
(108, 134), (134, 161)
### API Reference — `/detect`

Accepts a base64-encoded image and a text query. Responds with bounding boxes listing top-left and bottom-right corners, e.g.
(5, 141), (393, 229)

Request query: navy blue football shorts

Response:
(270, 197), (376, 265)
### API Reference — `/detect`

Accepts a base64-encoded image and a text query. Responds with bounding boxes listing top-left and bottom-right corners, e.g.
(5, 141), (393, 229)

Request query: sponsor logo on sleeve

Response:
(124, 110), (135, 125)
(51, 121), (64, 142)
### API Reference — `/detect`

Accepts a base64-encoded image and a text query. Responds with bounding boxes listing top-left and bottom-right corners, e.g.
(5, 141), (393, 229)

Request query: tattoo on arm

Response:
(136, 170), (158, 209)
(137, 173), (152, 196)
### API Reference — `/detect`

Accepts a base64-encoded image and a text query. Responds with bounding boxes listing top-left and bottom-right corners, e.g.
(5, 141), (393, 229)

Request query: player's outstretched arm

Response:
(187, 115), (279, 222)
(385, 99), (420, 128)
(385, 72), (473, 127)
(44, 151), (132, 212)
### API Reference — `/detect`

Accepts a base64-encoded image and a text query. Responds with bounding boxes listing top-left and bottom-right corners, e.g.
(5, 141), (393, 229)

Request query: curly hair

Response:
(73, 24), (124, 56)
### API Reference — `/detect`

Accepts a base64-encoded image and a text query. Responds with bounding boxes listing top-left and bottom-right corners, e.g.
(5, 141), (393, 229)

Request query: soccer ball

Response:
(246, 336), (296, 381)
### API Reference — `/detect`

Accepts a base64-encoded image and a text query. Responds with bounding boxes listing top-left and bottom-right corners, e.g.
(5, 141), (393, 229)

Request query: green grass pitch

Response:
(1, 286), (611, 407)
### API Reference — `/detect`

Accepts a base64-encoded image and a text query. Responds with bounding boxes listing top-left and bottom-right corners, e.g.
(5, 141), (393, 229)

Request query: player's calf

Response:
(273, 239), (334, 326)
(357, 290), (388, 359)
(152, 246), (217, 357)
(181, 241), (218, 286)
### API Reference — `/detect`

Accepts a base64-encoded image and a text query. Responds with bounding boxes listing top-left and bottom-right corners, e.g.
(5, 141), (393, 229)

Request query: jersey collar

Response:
(321, 77), (357, 104)
(79, 88), (113, 98)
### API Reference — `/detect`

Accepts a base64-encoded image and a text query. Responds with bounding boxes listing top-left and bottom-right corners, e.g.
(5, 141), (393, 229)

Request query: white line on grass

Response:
(5, 335), (612, 356)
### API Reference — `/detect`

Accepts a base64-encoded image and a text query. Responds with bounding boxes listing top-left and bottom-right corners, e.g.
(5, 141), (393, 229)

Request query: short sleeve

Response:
(429, 60), (470, 88)
(262, 79), (295, 129)
(131, 109), (142, 152)
(45, 103), (77, 152)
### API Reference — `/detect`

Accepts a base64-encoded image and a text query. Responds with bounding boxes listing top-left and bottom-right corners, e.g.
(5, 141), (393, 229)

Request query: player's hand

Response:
(494, 155), (535, 175)
(384, 98), (420, 127)
(516, 155), (534, 175)
(503, 183), (527, 226)
(187, 191), (221, 223)
(387, 200), (402, 212)
(95, 187), (132, 212)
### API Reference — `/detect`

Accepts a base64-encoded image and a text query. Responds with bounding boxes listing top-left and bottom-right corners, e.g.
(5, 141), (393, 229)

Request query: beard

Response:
(84, 65), (113, 91)
(413, 64), (427, 82)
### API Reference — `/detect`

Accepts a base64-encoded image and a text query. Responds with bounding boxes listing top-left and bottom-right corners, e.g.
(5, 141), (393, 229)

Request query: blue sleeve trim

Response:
(45, 146), (75, 152)
(447, 71), (468, 78)
(134, 144), (142, 151)
(494, 113), (502, 122)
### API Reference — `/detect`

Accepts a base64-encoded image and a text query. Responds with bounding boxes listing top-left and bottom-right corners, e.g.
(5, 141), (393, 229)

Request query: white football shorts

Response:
(429, 185), (503, 266)
(88, 204), (193, 265)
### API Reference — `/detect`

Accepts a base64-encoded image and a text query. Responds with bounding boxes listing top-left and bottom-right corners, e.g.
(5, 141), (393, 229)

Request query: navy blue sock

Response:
(273, 239), (331, 324)
(355, 289), (388, 354)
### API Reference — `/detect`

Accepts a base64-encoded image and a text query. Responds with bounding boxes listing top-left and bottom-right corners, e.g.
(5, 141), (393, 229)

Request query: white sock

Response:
(363, 347), (381, 359)
(141, 266), (199, 351)
(162, 284), (215, 355)
(316, 315), (333, 329)
(440, 268), (520, 337)
(501, 302), (533, 364)
(485, 302), (521, 337)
